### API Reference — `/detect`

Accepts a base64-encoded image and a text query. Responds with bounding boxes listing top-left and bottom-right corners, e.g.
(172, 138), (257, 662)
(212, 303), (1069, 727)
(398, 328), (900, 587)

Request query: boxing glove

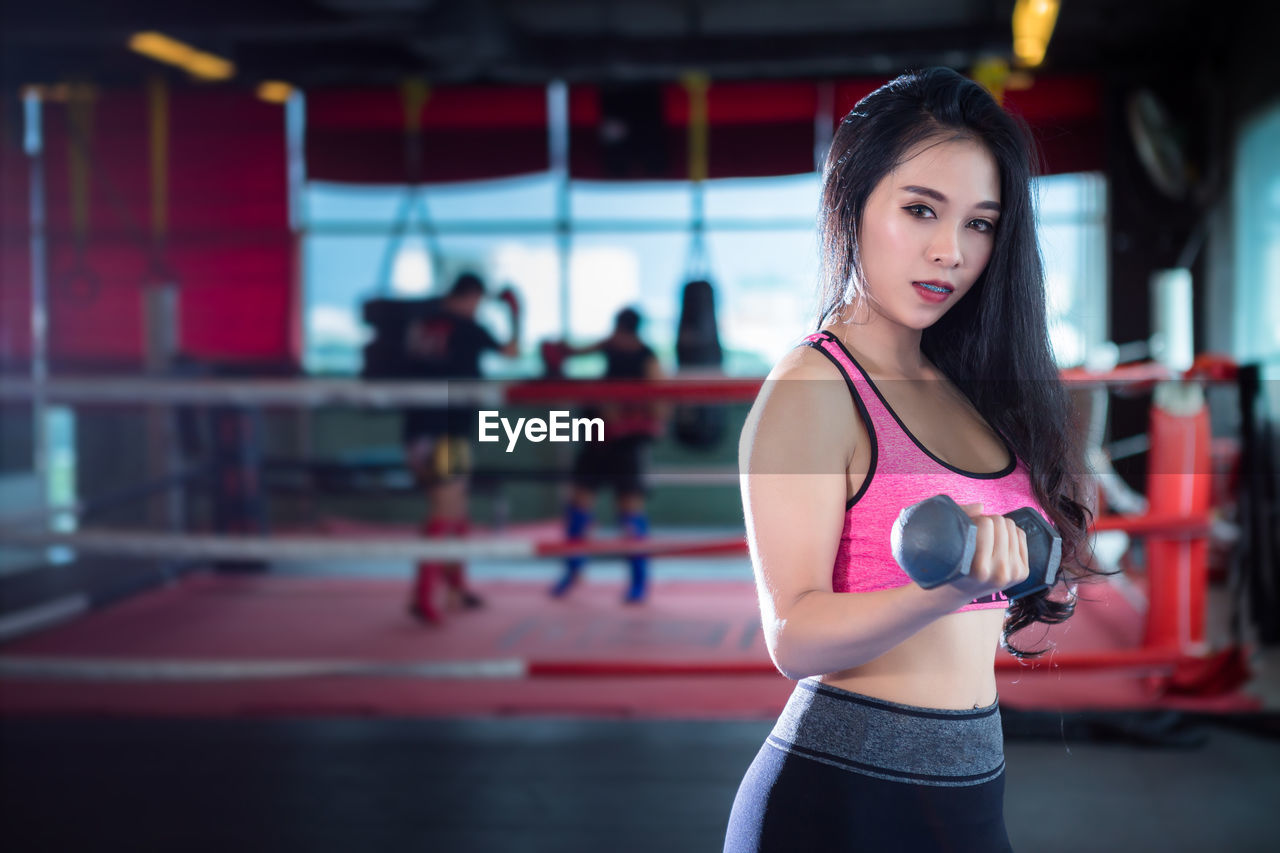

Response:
(540, 340), (570, 377)
(497, 287), (521, 319)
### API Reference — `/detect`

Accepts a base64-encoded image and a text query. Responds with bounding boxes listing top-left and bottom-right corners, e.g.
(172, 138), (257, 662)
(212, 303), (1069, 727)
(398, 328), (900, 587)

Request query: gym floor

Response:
(2, 712), (1277, 852)
(1, 557), (1277, 852)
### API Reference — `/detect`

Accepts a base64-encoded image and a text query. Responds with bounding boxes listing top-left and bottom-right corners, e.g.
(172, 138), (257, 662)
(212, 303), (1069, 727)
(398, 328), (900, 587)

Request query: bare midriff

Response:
(818, 607), (1005, 710)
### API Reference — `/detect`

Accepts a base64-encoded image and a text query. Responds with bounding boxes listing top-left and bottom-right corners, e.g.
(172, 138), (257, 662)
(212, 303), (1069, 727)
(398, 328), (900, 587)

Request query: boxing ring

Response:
(0, 360), (1260, 715)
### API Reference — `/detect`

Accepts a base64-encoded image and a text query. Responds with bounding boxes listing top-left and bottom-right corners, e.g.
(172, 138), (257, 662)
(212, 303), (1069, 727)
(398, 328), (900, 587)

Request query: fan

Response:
(1125, 88), (1190, 200)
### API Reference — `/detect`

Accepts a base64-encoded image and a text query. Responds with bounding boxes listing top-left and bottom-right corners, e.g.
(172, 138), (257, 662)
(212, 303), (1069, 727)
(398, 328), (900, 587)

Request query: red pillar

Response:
(1142, 384), (1212, 652)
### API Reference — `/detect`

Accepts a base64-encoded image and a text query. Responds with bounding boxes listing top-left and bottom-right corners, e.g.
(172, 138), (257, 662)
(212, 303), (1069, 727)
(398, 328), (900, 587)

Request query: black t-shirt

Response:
(604, 343), (655, 380)
(402, 299), (500, 440)
(405, 298), (500, 379)
(583, 340), (658, 440)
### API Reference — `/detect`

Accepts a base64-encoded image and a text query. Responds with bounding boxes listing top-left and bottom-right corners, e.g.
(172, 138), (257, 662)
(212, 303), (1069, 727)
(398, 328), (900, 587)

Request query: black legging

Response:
(723, 680), (1013, 853)
(724, 739), (1011, 852)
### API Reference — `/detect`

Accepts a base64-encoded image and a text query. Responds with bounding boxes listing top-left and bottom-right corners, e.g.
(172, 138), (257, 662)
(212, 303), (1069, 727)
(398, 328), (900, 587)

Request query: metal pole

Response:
(285, 89), (312, 518)
(547, 80), (570, 339)
(143, 283), (182, 532)
(814, 80), (834, 173)
(23, 90), (49, 521)
(142, 76), (183, 534)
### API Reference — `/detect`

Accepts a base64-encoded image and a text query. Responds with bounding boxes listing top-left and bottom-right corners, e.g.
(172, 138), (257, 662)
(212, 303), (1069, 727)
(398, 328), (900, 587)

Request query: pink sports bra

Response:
(802, 330), (1052, 613)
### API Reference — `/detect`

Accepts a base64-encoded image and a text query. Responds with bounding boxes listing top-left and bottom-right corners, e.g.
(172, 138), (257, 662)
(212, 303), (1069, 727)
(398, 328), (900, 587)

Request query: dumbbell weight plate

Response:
(890, 494), (978, 589)
(1002, 507), (1062, 601)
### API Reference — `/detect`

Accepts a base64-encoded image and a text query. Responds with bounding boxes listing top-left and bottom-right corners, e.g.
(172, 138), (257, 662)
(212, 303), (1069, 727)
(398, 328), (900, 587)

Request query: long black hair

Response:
(817, 67), (1109, 660)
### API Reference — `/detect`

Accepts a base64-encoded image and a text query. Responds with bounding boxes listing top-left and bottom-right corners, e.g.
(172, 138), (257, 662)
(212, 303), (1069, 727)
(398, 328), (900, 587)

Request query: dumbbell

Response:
(890, 494), (1061, 601)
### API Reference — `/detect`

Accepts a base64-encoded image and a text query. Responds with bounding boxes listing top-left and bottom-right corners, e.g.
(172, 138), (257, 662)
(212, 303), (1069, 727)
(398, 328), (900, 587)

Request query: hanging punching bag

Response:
(361, 298), (431, 378)
(360, 81), (436, 381)
(674, 279), (727, 449)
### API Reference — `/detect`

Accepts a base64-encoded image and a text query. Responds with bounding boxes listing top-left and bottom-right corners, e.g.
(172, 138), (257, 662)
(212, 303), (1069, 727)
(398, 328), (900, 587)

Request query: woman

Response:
(724, 68), (1100, 851)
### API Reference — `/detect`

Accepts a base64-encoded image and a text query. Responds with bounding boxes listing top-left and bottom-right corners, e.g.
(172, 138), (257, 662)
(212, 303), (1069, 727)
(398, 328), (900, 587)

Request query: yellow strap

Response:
(147, 75), (169, 244)
(401, 78), (431, 133)
(681, 72), (710, 182)
(433, 436), (470, 480)
(66, 82), (95, 241)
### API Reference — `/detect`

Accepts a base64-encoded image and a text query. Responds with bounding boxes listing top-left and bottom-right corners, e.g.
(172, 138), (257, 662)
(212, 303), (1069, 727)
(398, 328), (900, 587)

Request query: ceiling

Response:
(1, 0), (1218, 89)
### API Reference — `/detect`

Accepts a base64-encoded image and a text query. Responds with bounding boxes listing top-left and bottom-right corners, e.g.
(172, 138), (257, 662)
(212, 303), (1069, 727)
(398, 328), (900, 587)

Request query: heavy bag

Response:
(673, 280), (727, 449)
(360, 298), (426, 379)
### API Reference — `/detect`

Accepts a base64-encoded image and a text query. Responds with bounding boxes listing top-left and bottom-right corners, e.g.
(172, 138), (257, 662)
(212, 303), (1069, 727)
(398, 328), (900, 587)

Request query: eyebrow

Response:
(899, 185), (1001, 213)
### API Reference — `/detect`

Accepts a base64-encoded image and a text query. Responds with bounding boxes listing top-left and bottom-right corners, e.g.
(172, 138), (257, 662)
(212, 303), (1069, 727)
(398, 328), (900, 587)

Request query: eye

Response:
(903, 204), (934, 218)
(969, 219), (997, 234)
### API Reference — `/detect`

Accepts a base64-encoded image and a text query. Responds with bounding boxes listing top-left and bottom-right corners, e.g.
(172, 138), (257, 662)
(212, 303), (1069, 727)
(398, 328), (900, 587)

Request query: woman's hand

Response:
(946, 502), (1029, 601)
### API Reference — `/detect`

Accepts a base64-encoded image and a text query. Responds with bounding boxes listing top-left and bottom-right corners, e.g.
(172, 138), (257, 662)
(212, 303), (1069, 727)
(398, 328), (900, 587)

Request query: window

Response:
(1234, 102), (1280, 369)
(302, 175), (559, 376)
(1036, 171), (1109, 368)
(300, 169), (1106, 376)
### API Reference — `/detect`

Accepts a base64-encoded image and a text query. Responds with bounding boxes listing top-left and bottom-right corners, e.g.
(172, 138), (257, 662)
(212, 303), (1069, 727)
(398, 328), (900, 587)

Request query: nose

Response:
(929, 227), (963, 268)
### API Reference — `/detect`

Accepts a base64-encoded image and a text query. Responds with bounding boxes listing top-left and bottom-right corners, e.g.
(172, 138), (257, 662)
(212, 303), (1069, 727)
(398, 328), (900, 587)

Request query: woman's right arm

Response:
(739, 350), (979, 681)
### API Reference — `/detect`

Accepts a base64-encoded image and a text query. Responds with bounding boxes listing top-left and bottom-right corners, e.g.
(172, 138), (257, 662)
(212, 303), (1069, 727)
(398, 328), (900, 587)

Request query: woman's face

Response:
(855, 136), (1001, 328)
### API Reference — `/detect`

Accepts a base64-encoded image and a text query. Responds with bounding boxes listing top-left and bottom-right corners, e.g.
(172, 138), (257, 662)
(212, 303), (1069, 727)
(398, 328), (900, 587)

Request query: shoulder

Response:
(741, 341), (857, 463)
(769, 337), (845, 382)
(759, 343), (854, 420)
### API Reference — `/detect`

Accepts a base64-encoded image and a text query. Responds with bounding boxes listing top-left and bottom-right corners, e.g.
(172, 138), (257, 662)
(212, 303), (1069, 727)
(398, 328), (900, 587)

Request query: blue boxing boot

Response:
(621, 511), (649, 604)
(551, 503), (593, 598)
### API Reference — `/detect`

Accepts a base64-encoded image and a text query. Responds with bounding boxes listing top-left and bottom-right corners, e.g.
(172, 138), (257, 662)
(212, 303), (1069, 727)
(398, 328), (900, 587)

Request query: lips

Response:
(912, 281), (953, 303)
(913, 280), (953, 293)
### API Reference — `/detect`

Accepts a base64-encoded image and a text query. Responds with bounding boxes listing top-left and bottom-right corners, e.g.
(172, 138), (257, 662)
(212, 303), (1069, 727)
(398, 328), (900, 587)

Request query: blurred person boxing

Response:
(404, 272), (520, 624)
(548, 307), (666, 605)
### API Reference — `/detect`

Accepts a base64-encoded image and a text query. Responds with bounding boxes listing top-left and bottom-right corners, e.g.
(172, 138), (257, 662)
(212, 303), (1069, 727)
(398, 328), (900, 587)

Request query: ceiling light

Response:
(128, 31), (235, 81)
(1012, 0), (1060, 68)
(257, 81), (295, 104)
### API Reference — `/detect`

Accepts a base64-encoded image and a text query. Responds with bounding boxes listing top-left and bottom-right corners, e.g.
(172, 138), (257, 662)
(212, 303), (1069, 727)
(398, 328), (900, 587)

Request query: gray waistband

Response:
(765, 679), (1005, 787)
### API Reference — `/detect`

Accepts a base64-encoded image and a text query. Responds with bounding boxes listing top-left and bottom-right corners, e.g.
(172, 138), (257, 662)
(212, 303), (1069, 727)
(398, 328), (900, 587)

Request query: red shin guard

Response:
(412, 563), (443, 621)
(412, 517), (457, 620)
(416, 517), (475, 611)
